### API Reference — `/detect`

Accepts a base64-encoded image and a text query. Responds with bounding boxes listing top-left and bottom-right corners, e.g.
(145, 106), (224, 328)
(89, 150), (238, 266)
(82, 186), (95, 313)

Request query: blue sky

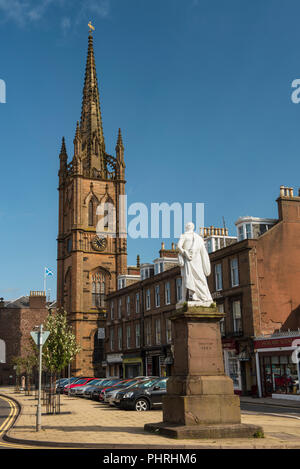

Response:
(1, 0), (300, 300)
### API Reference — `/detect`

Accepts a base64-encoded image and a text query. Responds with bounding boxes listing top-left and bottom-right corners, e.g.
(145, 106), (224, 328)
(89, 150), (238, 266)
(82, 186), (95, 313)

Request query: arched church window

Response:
(92, 281), (96, 307)
(88, 199), (94, 226)
(91, 272), (106, 308)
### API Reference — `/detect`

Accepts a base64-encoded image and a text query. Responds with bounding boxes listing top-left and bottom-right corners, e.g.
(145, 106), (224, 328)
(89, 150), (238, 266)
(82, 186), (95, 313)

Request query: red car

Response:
(63, 377), (95, 394)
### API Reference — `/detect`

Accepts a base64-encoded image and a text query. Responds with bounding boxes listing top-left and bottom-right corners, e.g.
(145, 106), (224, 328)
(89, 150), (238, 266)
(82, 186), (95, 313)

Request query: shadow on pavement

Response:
(12, 425), (148, 434)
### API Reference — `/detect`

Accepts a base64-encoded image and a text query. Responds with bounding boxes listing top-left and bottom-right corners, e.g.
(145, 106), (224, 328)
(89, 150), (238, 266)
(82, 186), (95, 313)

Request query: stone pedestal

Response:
(144, 303), (263, 439)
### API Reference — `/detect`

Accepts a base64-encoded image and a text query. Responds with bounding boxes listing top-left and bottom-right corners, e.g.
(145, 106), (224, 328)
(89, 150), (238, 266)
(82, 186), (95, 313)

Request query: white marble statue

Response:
(177, 222), (213, 307)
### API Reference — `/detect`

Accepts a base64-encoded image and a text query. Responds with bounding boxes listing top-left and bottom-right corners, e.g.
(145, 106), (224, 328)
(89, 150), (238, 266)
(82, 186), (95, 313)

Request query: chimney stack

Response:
(29, 291), (46, 309)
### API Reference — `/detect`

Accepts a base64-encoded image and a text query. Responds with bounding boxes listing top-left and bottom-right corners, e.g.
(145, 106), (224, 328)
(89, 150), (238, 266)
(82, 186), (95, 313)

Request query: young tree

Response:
(11, 356), (24, 392)
(22, 352), (37, 394)
(42, 309), (81, 387)
(11, 349), (37, 393)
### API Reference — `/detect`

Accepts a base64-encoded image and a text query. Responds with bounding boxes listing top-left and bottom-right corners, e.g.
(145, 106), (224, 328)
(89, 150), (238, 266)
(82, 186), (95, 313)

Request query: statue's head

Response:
(185, 222), (194, 233)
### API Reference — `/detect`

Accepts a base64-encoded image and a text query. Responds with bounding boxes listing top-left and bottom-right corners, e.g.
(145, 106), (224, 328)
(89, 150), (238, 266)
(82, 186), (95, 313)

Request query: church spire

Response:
(80, 32), (105, 159)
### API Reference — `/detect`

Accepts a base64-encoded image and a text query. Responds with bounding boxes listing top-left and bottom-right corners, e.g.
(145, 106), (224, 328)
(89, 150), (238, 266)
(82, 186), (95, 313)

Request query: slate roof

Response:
(3, 296), (30, 308)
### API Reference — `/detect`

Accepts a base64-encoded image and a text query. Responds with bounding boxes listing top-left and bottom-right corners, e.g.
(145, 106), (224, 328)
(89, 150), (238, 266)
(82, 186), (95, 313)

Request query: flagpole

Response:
(44, 267), (46, 294)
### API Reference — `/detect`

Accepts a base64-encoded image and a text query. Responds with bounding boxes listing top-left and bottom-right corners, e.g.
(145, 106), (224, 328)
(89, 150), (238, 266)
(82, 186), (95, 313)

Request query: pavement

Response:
(1, 387), (300, 449)
(240, 395), (300, 409)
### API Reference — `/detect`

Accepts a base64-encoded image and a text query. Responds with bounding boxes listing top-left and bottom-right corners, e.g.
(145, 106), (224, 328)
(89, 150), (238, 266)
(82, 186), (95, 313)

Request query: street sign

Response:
(30, 330), (50, 346)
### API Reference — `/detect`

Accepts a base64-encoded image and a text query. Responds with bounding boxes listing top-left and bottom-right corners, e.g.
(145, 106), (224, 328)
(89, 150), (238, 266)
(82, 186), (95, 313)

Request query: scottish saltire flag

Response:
(45, 267), (54, 277)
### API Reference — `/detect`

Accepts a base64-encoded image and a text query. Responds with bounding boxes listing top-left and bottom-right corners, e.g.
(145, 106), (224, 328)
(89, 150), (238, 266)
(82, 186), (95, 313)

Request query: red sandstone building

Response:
(208, 186), (300, 397)
(0, 292), (49, 385)
(105, 186), (300, 398)
(105, 245), (180, 379)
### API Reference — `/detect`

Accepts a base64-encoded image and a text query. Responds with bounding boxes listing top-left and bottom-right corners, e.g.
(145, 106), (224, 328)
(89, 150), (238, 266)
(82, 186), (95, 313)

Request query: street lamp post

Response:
(36, 324), (43, 432)
(30, 324), (49, 432)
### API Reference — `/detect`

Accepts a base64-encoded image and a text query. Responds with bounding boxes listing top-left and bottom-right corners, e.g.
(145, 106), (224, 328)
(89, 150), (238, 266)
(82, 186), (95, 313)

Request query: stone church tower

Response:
(57, 32), (127, 377)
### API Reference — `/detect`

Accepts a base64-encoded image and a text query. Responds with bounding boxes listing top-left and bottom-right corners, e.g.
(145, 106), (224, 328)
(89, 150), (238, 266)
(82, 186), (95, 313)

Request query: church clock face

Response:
(91, 235), (107, 252)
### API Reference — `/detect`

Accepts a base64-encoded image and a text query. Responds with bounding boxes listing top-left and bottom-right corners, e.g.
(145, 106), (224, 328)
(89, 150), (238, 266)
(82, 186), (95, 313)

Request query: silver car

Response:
(70, 379), (104, 397)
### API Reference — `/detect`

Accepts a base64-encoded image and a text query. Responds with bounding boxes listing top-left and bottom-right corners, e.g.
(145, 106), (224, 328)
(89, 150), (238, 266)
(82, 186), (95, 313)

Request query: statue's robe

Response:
(177, 232), (213, 305)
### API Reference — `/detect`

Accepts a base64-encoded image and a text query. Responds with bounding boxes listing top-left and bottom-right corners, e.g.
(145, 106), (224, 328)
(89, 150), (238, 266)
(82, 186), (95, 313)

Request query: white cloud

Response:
(0, 0), (30, 26)
(61, 16), (71, 34)
(0, 0), (110, 28)
(74, 0), (110, 26)
(0, 0), (57, 25)
(86, 0), (110, 18)
(27, 0), (55, 21)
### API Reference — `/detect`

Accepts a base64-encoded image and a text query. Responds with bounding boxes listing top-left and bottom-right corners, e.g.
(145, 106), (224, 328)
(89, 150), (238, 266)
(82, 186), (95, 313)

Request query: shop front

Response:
(106, 353), (123, 378)
(144, 349), (169, 377)
(144, 346), (174, 377)
(222, 339), (243, 395)
(163, 353), (174, 377)
(254, 332), (300, 399)
(123, 355), (143, 378)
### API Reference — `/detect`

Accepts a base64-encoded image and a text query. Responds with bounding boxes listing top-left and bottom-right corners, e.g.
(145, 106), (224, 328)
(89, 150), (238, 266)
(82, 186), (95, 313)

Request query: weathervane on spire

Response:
(88, 21), (95, 35)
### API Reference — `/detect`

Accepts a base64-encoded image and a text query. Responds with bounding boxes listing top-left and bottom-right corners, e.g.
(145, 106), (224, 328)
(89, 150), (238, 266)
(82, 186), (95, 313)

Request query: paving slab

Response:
(1, 387), (300, 449)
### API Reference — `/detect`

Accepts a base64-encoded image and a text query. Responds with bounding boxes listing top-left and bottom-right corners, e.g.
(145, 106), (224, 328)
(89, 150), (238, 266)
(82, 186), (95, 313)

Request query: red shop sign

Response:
(254, 336), (300, 349)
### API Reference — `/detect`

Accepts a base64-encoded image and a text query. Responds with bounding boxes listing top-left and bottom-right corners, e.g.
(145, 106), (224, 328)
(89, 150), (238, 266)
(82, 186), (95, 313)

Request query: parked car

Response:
(56, 377), (82, 394)
(90, 378), (123, 400)
(44, 378), (68, 392)
(63, 377), (95, 394)
(99, 379), (135, 402)
(113, 377), (158, 406)
(104, 377), (159, 406)
(82, 379), (111, 399)
(69, 378), (105, 396)
(116, 377), (168, 411)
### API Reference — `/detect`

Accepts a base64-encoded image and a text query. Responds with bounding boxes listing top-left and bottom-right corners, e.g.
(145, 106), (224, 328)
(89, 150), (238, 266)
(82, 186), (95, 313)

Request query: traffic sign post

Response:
(30, 325), (50, 432)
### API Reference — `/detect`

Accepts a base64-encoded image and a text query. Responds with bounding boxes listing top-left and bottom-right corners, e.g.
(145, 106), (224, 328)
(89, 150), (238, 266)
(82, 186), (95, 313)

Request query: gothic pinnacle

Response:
(59, 136), (67, 160)
(117, 128), (123, 145)
(74, 120), (81, 141)
(116, 128), (124, 152)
